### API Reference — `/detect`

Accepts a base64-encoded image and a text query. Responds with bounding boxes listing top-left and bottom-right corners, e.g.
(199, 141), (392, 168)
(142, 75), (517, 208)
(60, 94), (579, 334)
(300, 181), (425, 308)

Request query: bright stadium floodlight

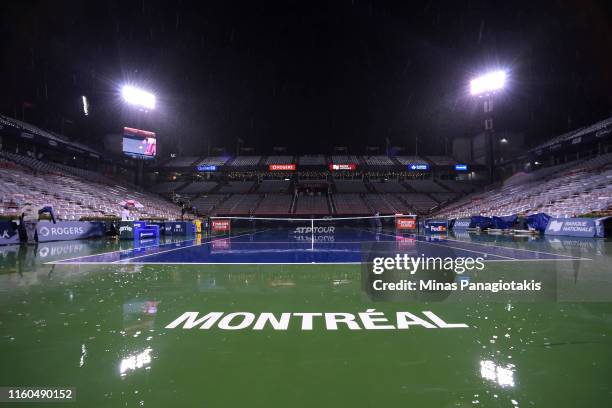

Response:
(470, 70), (506, 96)
(81, 95), (89, 116)
(121, 85), (156, 110)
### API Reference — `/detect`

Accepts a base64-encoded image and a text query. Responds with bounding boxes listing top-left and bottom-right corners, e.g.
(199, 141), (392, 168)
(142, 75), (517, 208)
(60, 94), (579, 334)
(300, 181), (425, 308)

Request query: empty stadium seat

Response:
(334, 179), (368, 193)
(257, 180), (291, 193)
(229, 156), (262, 167)
(333, 194), (369, 215)
(254, 195), (293, 215)
(295, 194), (329, 215)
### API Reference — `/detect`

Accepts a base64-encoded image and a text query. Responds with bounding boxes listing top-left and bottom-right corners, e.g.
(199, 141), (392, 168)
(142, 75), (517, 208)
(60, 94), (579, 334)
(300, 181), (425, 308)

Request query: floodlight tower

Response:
(470, 70), (506, 182)
(121, 85), (156, 111)
(121, 84), (157, 186)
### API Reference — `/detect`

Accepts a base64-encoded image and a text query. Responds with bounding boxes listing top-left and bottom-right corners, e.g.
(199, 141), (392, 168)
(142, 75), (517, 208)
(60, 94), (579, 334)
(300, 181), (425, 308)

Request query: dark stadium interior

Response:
(1, 1), (611, 155)
(1, 1), (612, 408)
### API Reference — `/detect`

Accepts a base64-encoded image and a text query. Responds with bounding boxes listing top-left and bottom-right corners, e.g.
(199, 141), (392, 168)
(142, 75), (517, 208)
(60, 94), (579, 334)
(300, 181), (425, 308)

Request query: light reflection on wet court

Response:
(1, 228), (612, 407)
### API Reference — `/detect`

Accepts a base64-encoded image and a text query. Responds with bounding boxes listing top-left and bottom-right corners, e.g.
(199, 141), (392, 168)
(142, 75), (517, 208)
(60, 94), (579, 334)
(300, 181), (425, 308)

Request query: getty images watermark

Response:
(360, 241), (558, 302)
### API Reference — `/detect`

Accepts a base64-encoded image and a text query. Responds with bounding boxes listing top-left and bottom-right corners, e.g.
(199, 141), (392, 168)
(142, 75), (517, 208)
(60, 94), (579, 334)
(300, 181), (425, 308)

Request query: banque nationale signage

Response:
(165, 310), (468, 331)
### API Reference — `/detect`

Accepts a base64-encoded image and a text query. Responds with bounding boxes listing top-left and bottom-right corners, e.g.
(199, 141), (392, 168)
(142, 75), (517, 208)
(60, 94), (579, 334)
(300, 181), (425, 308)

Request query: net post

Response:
(311, 218), (314, 249)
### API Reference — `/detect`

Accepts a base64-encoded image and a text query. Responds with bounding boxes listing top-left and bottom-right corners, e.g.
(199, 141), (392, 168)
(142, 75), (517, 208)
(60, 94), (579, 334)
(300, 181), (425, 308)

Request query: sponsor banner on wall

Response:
(164, 221), (194, 236)
(452, 218), (472, 231)
(395, 217), (417, 231)
(196, 165), (217, 172)
(0, 221), (20, 245)
(36, 221), (106, 242)
(135, 224), (160, 241)
(211, 219), (231, 232)
(269, 164), (296, 171)
(544, 217), (605, 238)
(329, 163), (357, 171)
(408, 163), (429, 171)
(119, 221), (135, 240)
(425, 219), (448, 233)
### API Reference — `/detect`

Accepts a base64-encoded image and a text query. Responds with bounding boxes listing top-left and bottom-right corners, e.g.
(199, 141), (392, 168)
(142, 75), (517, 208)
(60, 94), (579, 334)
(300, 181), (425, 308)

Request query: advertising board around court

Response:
(164, 221), (195, 236)
(544, 217), (607, 238)
(452, 218), (472, 231)
(134, 223), (160, 241)
(395, 216), (417, 231)
(425, 219), (448, 234)
(0, 221), (20, 245)
(119, 221), (135, 240)
(35, 221), (106, 242)
(211, 219), (231, 232)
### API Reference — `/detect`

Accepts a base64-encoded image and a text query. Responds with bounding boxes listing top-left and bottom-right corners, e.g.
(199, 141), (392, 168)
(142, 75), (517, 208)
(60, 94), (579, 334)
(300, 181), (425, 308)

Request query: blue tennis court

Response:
(51, 227), (587, 264)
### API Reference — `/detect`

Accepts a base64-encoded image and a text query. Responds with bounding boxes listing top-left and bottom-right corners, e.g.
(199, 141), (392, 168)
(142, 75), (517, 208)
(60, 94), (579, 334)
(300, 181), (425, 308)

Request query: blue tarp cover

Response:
(491, 215), (518, 229)
(470, 216), (494, 229)
(527, 213), (551, 232)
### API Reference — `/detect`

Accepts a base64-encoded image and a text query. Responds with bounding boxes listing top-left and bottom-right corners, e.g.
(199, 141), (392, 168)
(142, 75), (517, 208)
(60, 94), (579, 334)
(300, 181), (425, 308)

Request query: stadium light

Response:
(121, 85), (156, 110)
(81, 95), (89, 116)
(470, 70), (506, 96)
(469, 69), (507, 183)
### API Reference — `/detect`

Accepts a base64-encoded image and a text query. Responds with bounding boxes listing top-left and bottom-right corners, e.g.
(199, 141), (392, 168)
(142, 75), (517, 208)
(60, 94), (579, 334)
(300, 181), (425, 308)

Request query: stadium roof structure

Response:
(528, 116), (612, 154)
(0, 114), (103, 157)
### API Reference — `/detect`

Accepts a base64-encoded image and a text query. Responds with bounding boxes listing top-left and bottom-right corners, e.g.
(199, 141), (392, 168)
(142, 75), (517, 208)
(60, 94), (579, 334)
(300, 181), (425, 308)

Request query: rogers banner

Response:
(36, 221), (106, 242)
(211, 219), (231, 232)
(329, 163), (357, 171)
(395, 217), (417, 231)
(269, 164), (296, 171)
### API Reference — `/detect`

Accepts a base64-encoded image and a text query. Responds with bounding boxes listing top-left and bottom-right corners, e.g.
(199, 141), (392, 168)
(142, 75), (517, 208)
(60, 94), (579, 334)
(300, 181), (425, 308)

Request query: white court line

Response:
(387, 228), (592, 261)
(348, 227), (517, 260)
(352, 227), (591, 261)
(51, 227), (592, 265)
(111, 228), (272, 264)
(49, 229), (269, 265)
(45, 237), (198, 265)
(201, 240), (399, 245)
(50, 258), (588, 266)
(396, 235), (517, 260)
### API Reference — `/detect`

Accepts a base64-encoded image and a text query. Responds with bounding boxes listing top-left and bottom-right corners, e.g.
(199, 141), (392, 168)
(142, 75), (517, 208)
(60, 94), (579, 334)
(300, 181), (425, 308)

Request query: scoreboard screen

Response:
(123, 127), (157, 158)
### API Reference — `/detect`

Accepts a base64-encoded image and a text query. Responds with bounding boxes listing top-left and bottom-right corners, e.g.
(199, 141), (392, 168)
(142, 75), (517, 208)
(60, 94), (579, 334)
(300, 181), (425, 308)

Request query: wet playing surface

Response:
(1, 230), (611, 407)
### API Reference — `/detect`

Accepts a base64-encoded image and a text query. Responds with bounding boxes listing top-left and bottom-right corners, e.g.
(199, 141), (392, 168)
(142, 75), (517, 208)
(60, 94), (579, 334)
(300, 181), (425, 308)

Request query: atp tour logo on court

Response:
(291, 226), (336, 242)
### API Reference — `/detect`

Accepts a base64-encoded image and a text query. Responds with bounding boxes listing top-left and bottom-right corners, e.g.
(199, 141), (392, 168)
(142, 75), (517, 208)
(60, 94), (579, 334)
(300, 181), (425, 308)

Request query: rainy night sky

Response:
(1, 0), (611, 156)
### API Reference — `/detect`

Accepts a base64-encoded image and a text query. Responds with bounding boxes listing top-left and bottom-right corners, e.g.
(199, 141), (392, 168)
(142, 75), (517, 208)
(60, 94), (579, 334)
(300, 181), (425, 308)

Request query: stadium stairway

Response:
(401, 180), (440, 211)
(390, 157), (404, 166)
(364, 179), (376, 193)
(328, 193), (336, 215)
(207, 182), (226, 194)
(290, 193), (297, 214)
(250, 195), (265, 216)
(432, 179), (450, 193)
